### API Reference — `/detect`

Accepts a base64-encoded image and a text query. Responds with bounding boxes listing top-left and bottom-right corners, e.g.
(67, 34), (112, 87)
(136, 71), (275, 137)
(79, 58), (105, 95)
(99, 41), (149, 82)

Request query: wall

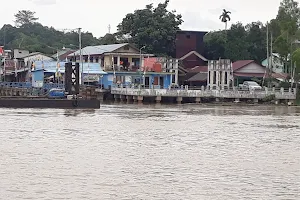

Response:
(113, 45), (139, 54)
(25, 54), (54, 63)
(175, 31), (207, 68)
(261, 56), (284, 73)
(14, 49), (29, 59)
(101, 73), (173, 89)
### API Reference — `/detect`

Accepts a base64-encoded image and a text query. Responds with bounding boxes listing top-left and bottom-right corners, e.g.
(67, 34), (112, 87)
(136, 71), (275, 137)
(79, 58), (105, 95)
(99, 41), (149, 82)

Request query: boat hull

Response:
(0, 98), (100, 109)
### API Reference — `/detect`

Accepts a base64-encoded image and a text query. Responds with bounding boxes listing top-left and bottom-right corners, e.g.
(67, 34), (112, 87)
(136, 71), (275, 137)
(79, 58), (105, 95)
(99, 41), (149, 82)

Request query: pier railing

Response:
(111, 85), (296, 100)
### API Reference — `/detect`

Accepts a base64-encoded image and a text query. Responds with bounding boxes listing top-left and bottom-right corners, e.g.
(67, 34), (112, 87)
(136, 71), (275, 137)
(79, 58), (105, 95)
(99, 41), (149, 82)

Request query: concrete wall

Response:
(111, 87), (296, 100)
(25, 54), (54, 63)
(14, 49), (29, 59)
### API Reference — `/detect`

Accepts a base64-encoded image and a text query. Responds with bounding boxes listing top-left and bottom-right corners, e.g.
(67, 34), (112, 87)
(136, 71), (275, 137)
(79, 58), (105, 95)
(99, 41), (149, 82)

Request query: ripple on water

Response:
(0, 105), (299, 200)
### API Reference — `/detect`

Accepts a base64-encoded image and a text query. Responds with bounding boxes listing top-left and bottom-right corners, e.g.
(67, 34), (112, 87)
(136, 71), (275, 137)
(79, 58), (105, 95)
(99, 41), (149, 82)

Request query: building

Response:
(175, 30), (208, 69)
(261, 53), (285, 73)
(67, 43), (153, 71)
(13, 49), (30, 59)
(51, 48), (76, 61)
(31, 61), (107, 85)
(18, 52), (55, 64)
(101, 58), (179, 90)
(183, 66), (208, 87)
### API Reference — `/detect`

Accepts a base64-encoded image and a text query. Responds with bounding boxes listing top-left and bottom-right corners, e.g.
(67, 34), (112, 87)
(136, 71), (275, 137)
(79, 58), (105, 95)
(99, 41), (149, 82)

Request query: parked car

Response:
(239, 81), (262, 91)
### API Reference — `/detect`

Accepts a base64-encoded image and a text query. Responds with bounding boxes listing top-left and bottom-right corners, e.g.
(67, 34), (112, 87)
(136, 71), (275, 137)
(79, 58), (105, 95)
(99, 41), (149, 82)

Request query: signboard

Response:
(107, 75), (114, 81)
(83, 74), (100, 82)
(31, 70), (44, 88)
(32, 81), (43, 88)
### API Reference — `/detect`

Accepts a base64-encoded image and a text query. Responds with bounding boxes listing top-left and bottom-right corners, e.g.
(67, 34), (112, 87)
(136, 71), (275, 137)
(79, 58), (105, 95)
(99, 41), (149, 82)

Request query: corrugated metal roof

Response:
(69, 43), (129, 56)
(232, 60), (255, 71)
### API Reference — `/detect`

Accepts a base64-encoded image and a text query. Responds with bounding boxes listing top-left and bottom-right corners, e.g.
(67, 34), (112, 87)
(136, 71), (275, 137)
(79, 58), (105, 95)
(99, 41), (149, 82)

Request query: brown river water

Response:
(0, 104), (300, 200)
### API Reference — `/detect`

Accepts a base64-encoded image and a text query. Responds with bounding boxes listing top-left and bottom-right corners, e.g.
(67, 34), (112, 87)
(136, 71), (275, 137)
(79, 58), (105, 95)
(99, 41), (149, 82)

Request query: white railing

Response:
(111, 85), (296, 100)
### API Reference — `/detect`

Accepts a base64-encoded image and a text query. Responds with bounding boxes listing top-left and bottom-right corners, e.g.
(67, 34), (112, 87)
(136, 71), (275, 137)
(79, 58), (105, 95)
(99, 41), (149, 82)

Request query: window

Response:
(84, 56), (88, 62)
(113, 57), (118, 65)
(95, 57), (99, 63)
(90, 56), (93, 62)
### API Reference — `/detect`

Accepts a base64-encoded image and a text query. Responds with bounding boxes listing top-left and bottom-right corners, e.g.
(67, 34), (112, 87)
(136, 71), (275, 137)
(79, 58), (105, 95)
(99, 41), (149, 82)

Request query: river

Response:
(0, 104), (299, 199)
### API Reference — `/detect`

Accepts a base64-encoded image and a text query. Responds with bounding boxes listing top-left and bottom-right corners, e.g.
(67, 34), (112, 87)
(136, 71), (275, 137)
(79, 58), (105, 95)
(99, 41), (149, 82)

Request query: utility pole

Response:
(108, 24), (111, 34)
(78, 28), (83, 85)
(263, 22), (269, 87)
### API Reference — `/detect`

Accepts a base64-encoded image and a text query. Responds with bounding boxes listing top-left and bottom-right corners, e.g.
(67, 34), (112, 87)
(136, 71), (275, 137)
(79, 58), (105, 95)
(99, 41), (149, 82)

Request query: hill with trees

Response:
(0, 0), (300, 67)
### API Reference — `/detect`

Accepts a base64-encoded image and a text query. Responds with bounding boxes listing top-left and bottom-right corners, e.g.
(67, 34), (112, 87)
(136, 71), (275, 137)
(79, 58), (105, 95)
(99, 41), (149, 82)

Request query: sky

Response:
(1, 0), (283, 38)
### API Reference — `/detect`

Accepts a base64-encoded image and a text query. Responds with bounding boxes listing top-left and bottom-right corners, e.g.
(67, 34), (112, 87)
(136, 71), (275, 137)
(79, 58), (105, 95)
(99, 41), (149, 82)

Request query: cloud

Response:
(181, 11), (223, 32)
(29, 0), (56, 6)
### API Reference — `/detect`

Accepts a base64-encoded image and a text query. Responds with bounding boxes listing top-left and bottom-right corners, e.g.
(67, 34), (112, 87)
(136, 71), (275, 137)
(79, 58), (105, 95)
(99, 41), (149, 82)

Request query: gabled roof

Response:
(18, 52), (43, 59)
(232, 60), (255, 71)
(186, 72), (207, 82)
(189, 65), (208, 73)
(179, 50), (208, 61)
(69, 43), (134, 57)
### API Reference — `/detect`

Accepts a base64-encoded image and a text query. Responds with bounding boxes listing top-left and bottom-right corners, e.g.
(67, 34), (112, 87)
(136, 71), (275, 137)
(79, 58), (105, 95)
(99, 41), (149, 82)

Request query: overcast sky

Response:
(1, 0), (282, 38)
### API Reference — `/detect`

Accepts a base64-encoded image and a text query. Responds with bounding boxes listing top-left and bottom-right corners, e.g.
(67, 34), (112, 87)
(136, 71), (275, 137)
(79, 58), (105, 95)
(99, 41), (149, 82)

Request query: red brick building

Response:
(175, 30), (208, 69)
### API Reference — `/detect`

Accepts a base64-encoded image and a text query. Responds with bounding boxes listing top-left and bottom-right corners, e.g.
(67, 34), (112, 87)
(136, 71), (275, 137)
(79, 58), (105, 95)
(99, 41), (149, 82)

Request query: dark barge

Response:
(0, 97), (100, 109)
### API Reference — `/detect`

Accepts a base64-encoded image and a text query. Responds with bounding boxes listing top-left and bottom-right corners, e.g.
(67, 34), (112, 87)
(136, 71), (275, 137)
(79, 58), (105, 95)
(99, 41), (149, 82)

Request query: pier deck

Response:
(111, 86), (296, 104)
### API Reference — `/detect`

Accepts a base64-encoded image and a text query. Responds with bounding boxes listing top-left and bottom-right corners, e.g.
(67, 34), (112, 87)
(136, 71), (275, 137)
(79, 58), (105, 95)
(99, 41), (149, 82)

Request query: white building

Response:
(261, 53), (285, 73)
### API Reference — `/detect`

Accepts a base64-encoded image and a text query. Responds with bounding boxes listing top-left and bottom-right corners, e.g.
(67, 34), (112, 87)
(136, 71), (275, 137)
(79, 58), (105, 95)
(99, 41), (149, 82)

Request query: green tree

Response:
(246, 22), (267, 62)
(224, 23), (250, 61)
(117, 0), (183, 56)
(204, 30), (226, 60)
(99, 33), (118, 45)
(14, 10), (39, 27)
(292, 48), (300, 103)
(219, 9), (231, 30)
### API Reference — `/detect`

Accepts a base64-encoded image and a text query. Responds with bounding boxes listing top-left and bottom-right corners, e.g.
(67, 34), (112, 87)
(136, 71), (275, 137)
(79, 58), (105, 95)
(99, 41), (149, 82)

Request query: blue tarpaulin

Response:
(33, 61), (107, 75)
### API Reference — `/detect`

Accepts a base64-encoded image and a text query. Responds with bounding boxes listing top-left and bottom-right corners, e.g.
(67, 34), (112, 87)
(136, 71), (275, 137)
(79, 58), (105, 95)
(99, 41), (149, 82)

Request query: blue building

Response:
(32, 61), (107, 84)
(101, 71), (174, 89)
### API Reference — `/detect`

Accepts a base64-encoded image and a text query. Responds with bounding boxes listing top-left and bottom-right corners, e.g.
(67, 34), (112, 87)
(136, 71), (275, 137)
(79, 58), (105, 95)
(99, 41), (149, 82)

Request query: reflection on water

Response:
(0, 104), (300, 200)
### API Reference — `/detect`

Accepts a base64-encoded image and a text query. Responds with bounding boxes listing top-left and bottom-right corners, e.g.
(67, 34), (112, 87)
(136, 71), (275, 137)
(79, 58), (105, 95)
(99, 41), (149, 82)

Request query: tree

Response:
(117, 0), (183, 56)
(219, 9), (231, 30)
(224, 23), (250, 61)
(14, 10), (39, 27)
(246, 22), (267, 62)
(204, 31), (226, 60)
(273, 0), (300, 73)
(99, 34), (118, 45)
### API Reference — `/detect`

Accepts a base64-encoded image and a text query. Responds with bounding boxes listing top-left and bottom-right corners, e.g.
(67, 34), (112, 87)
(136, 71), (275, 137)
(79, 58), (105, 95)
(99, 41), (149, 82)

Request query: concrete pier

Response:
(195, 97), (201, 103)
(110, 87), (297, 105)
(176, 97), (182, 104)
(155, 96), (162, 103)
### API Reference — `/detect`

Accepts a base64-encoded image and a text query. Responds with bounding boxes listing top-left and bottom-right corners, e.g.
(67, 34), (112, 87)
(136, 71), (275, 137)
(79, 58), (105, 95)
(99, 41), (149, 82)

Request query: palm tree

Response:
(219, 9), (231, 30)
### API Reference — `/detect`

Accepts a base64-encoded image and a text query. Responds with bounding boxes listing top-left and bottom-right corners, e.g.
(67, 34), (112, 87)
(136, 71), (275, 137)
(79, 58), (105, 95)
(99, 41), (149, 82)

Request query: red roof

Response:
(232, 60), (255, 71)
(189, 66), (208, 73)
(272, 73), (288, 79)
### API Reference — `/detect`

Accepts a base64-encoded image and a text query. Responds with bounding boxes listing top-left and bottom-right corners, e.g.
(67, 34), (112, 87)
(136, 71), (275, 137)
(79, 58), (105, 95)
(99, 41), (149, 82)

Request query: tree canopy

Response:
(0, 23), (100, 55)
(219, 9), (231, 30)
(14, 10), (39, 27)
(204, 0), (300, 73)
(117, 0), (183, 57)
